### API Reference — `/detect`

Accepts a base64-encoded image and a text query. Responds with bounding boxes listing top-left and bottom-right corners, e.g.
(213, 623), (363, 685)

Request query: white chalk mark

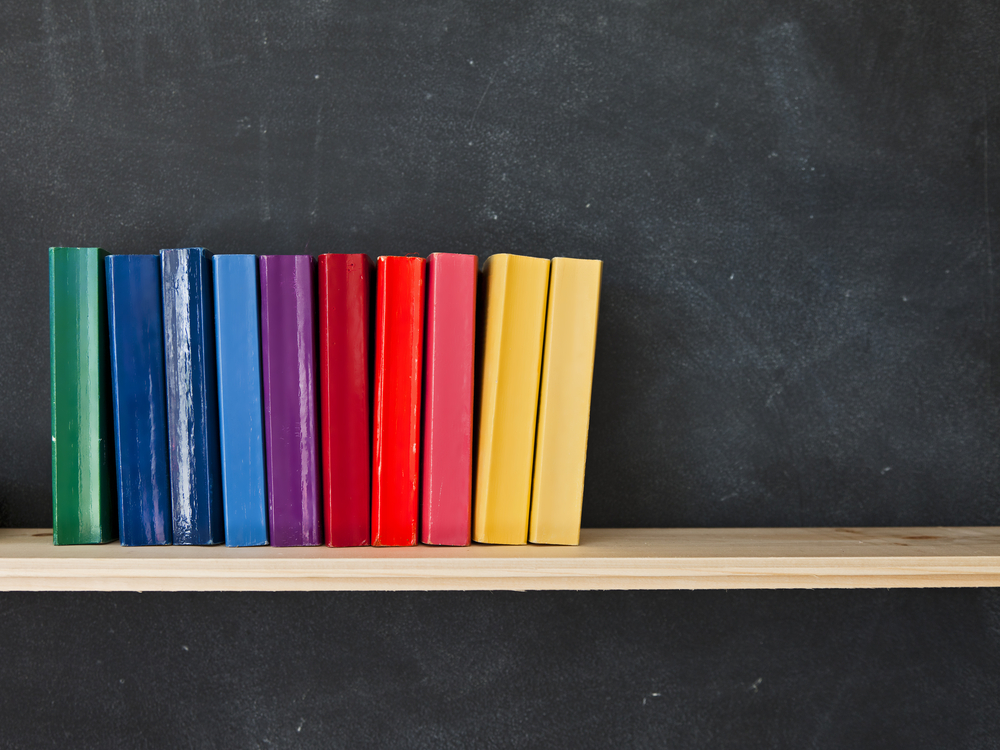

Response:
(469, 69), (499, 131)
(259, 116), (271, 222)
(310, 103), (323, 225)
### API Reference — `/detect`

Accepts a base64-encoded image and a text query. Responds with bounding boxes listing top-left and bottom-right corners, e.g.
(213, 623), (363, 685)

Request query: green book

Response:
(49, 247), (117, 544)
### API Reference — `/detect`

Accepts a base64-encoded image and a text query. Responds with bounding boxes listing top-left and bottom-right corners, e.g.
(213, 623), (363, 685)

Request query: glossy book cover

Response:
(161, 247), (224, 545)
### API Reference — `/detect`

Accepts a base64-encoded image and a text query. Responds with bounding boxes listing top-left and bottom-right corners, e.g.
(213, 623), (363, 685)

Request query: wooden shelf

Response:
(2, 526), (1000, 590)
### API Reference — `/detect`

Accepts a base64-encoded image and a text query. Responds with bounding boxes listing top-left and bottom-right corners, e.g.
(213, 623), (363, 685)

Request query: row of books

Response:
(49, 248), (601, 547)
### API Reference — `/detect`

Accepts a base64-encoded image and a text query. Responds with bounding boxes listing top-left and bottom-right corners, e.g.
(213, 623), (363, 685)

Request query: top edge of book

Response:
(482, 254), (550, 272)
(551, 257), (603, 265)
(160, 247), (211, 259)
(49, 247), (105, 254)
(106, 254), (157, 264)
(484, 253), (549, 261)
(318, 252), (373, 261)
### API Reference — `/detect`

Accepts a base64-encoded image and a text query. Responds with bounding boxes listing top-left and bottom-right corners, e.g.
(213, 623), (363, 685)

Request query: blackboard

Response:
(1, 1), (998, 746)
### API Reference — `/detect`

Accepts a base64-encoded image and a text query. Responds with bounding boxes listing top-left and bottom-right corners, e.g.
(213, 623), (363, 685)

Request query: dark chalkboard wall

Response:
(1, 2), (999, 747)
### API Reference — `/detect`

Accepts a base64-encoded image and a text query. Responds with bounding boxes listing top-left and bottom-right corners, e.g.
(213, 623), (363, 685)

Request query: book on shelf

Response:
(213, 254), (269, 547)
(529, 258), (602, 545)
(259, 254), (322, 546)
(472, 254), (550, 545)
(105, 254), (172, 546)
(160, 247), (224, 545)
(318, 253), (373, 547)
(371, 255), (426, 547)
(49, 247), (118, 545)
(421, 253), (478, 546)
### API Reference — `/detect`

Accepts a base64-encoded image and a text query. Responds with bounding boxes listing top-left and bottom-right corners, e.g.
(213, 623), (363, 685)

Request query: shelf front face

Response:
(2, 527), (1000, 591)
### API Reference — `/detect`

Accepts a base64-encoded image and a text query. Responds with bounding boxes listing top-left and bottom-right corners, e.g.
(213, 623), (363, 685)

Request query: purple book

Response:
(259, 255), (322, 546)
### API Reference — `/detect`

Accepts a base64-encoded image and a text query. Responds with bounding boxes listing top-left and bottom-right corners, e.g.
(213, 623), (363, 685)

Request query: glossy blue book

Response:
(213, 255), (269, 547)
(161, 248), (224, 545)
(105, 255), (172, 546)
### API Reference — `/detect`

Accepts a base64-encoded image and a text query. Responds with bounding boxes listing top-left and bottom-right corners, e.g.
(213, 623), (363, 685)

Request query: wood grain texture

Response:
(3, 527), (1000, 591)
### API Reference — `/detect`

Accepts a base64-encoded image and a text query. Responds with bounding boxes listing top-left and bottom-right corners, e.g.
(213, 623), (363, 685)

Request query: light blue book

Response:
(212, 254), (269, 546)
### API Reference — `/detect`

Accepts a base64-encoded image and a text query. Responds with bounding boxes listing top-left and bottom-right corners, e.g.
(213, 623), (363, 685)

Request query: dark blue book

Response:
(105, 255), (172, 546)
(160, 247), (224, 545)
(213, 254), (268, 547)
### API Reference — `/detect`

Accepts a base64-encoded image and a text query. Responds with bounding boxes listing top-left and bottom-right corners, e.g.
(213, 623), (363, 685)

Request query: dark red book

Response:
(318, 253), (373, 547)
(421, 253), (478, 545)
(371, 255), (426, 546)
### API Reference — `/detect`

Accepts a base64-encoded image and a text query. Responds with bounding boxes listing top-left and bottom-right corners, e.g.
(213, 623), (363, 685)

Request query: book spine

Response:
(259, 255), (322, 546)
(421, 253), (478, 546)
(160, 248), (224, 545)
(49, 247), (117, 544)
(213, 255), (269, 547)
(371, 256), (426, 546)
(529, 258), (603, 545)
(473, 254), (550, 544)
(105, 255), (172, 546)
(318, 253), (373, 547)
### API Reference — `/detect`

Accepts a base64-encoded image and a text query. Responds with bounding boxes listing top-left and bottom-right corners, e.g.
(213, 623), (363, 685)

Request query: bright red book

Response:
(318, 254), (373, 547)
(371, 255), (426, 546)
(421, 253), (478, 545)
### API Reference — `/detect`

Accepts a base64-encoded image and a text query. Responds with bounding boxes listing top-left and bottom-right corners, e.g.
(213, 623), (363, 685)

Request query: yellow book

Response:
(473, 254), (550, 544)
(529, 258), (602, 545)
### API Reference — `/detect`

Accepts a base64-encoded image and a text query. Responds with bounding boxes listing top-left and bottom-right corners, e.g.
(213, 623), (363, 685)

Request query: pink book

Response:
(420, 253), (478, 545)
